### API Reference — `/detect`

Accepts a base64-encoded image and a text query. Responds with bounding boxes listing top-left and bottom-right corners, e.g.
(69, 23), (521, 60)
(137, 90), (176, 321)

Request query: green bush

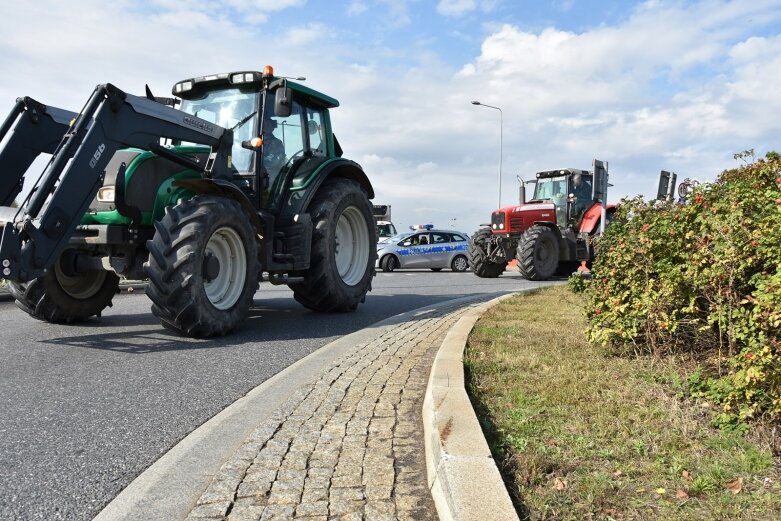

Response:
(584, 152), (781, 425)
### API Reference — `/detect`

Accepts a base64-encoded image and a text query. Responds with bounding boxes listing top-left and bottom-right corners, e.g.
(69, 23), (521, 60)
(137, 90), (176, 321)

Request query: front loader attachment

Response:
(0, 83), (233, 283)
(0, 97), (76, 206)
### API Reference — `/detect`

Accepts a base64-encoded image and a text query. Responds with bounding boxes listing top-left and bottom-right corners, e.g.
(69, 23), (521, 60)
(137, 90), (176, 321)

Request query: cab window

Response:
(571, 175), (594, 223)
(178, 87), (258, 174)
(268, 102), (305, 164)
(432, 233), (448, 244)
(306, 107), (326, 156)
(534, 177), (568, 201)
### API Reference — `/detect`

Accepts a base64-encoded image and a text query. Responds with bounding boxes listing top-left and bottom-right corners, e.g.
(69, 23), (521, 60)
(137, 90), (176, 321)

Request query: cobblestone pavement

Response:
(185, 298), (488, 521)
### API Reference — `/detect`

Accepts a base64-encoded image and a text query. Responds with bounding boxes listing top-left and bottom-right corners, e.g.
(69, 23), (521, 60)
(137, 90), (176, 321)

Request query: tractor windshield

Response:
(533, 176), (568, 203)
(179, 88), (259, 173)
(533, 176), (568, 226)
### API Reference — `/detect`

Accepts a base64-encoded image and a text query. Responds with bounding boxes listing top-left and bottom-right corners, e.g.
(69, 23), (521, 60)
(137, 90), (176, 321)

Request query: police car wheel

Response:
(382, 255), (398, 272)
(451, 255), (469, 272)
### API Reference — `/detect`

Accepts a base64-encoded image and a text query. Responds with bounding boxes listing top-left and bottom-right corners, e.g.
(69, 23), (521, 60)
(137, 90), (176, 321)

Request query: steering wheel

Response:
(279, 148), (306, 172)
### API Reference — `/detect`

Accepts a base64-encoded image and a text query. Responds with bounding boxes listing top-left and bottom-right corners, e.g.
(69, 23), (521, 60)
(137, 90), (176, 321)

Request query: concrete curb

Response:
(423, 292), (520, 521)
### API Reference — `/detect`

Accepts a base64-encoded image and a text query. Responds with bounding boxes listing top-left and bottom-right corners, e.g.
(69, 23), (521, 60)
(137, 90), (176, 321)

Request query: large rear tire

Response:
(467, 229), (505, 278)
(144, 196), (259, 337)
(9, 251), (119, 323)
(516, 225), (560, 281)
(290, 178), (376, 312)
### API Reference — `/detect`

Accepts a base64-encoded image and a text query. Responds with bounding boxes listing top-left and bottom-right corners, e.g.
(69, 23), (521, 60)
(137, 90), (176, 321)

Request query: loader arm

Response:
(0, 97), (77, 206)
(0, 83), (233, 282)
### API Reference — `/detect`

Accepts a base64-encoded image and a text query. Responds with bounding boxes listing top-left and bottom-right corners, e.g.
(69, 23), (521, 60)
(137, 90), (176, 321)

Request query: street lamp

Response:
(471, 100), (503, 208)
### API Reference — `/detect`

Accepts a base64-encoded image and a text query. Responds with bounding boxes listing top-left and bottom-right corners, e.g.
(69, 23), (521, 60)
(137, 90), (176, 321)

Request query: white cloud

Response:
(378, 0), (411, 26)
(224, 0), (306, 10)
(284, 23), (328, 45)
(552, 0), (574, 13)
(437, 0), (477, 17)
(347, 1), (368, 15)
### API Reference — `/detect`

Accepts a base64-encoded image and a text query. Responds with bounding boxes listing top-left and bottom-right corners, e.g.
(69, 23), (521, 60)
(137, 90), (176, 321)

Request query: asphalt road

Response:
(0, 270), (553, 520)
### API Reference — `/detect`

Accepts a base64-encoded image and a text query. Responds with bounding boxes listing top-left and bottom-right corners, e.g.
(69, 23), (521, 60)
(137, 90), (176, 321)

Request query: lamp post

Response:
(471, 100), (503, 208)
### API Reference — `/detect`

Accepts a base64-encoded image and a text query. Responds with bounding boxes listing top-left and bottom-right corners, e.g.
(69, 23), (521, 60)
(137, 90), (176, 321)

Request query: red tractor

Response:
(467, 159), (615, 280)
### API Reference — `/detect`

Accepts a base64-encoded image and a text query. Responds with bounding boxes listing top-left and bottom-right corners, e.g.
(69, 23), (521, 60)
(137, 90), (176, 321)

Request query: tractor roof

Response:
(535, 168), (590, 179)
(172, 70), (339, 109)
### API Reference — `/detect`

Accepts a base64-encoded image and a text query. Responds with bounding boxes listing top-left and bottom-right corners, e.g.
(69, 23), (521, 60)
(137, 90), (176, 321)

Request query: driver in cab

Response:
(261, 114), (286, 177)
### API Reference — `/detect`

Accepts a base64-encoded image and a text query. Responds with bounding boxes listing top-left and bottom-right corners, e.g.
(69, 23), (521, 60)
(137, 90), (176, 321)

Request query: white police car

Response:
(376, 225), (470, 272)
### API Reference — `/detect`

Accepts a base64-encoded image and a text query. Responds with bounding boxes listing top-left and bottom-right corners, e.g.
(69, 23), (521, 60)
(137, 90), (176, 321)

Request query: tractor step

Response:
(268, 273), (304, 285)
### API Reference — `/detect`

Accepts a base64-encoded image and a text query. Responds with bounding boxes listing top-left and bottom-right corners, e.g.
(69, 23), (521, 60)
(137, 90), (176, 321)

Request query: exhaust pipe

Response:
(517, 175), (526, 204)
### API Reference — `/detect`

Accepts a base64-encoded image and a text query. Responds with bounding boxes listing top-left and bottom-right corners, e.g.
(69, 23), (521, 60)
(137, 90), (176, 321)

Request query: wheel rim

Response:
(334, 206), (370, 286)
(54, 256), (107, 299)
(453, 256), (468, 271)
(204, 226), (247, 310)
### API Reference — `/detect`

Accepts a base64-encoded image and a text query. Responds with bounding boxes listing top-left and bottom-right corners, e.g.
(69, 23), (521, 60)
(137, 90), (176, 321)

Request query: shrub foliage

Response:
(583, 152), (781, 426)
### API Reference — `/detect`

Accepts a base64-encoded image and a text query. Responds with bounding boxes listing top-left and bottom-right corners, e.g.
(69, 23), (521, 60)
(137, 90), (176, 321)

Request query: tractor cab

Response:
(172, 66), (340, 211)
(529, 169), (594, 228)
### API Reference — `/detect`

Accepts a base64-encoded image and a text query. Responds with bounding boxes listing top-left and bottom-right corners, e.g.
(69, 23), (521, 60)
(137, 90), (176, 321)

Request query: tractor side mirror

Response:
(275, 87), (293, 117)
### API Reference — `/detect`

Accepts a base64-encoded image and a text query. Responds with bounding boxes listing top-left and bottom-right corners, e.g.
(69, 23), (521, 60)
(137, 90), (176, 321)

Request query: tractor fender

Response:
(579, 203), (617, 234)
(280, 158), (374, 220)
(531, 220), (561, 235)
(530, 220), (568, 255)
(171, 178), (264, 233)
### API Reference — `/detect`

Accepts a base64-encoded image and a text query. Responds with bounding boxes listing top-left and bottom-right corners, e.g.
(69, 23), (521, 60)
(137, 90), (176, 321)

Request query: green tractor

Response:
(0, 65), (376, 337)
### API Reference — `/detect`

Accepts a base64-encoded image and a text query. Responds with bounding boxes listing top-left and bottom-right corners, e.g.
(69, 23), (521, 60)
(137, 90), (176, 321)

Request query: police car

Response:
(376, 225), (470, 272)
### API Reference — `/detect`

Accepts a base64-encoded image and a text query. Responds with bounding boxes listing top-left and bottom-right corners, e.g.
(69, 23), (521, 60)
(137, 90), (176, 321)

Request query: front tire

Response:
(516, 225), (560, 281)
(290, 178), (376, 312)
(467, 229), (505, 278)
(9, 251), (119, 324)
(144, 196), (259, 337)
(381, 255), (398, 272)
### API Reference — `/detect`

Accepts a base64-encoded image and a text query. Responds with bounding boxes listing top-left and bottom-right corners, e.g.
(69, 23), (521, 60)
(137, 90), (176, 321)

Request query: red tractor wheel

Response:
(516, 225), (560, 281)
(467, 228), (505, 278)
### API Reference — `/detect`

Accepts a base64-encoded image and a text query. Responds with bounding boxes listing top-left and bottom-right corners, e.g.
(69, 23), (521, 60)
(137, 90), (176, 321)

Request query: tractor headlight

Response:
(97, 186), (115, 203)
(231, 72), (256, 83)
(174, 81), (193, 94)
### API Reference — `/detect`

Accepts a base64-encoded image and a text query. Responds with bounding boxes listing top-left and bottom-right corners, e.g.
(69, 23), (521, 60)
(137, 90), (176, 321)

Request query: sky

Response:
(1, 0), (779, 233)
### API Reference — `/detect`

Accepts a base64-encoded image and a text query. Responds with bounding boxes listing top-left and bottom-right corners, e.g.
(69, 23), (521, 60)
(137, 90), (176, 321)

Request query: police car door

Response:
(404, 233), (429, 268)
(430, 232), (450, 268)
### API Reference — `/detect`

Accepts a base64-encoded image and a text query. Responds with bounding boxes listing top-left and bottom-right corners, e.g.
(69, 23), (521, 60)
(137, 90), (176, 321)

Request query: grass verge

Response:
(465, 285), (780, 520)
